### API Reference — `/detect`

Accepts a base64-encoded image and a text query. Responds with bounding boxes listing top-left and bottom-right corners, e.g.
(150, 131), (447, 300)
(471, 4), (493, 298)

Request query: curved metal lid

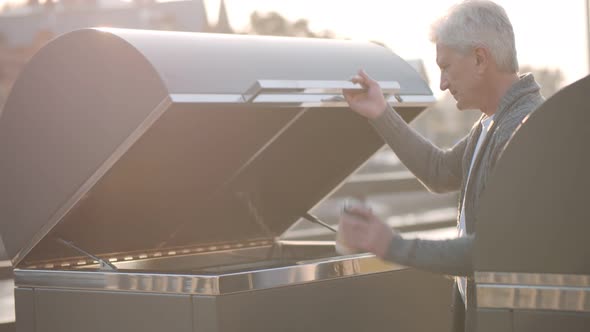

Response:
(0, 28), (432, 266)
(97, 28), (431, 96)
(474, 75), (590, 274)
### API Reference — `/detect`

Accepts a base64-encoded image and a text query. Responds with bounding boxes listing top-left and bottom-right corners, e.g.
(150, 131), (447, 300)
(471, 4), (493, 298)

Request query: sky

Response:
(0, 0), (587, 94)
(204, 0), (589, 95)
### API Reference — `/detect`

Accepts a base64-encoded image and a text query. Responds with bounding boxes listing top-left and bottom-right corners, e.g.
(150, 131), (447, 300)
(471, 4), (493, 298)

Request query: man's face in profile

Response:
(436, 43), (483, 111)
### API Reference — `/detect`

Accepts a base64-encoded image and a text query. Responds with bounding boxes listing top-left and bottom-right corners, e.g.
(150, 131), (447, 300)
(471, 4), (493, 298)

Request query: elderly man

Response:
(340, 1), (544, 331)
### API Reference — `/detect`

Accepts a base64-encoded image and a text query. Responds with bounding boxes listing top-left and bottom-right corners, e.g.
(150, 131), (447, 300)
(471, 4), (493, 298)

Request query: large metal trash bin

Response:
(0, 28), (450, 332)
(474, 75), (590, 332)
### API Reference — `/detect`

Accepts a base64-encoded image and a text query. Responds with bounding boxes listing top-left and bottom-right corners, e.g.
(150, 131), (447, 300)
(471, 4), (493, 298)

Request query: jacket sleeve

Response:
(385, 233), (474, 277)
(369, 105), (466, 193)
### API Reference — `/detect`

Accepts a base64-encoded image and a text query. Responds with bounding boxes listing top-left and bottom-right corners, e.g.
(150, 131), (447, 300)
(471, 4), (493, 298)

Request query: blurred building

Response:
(205, 0), (233, 34)
(0, 0), (233, 109)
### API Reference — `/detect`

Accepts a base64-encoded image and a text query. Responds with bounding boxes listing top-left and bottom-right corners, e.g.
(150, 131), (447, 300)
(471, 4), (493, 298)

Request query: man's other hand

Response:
(339, 204), (395, 259)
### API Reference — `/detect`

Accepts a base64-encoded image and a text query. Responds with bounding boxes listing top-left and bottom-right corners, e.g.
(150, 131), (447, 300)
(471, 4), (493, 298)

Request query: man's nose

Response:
(440, 76), (449, 91)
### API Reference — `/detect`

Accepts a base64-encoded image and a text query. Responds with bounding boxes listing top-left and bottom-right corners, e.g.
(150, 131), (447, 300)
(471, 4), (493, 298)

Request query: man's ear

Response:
(474, 46), (490, 73)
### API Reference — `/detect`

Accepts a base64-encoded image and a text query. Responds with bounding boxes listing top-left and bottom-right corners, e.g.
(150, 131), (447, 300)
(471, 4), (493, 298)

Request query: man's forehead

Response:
(436, 44), (451, 56)
(436, 44), (460, 63)
(435, 44), (449, 64)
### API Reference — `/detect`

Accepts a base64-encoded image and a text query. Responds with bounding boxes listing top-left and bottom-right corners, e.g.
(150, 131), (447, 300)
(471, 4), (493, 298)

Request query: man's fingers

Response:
(341, 217), (365, 230)
(342, 88), (364, 104)
(342, 88), (360, 96)
(343, 203), (374, 221)
(349, 75), (369, 90)
(342, 90), (353, 104)
(358, 69), (369, 80)
(339, 218), (367, 251)
(359, 69), (377, 86)
(348, 69), (379, 92)
(340, 216), (368, 234)
(349, 75), (362, 84)
(358, 69), (375, 82)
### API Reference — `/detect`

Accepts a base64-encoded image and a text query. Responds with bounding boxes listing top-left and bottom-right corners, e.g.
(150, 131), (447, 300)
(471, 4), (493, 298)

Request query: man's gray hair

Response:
(430, 0), (518, 73)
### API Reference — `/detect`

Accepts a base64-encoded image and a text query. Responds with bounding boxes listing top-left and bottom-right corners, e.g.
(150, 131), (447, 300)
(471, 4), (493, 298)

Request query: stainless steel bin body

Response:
(0, 28), (450, 332)
(473, 75), (590, 332)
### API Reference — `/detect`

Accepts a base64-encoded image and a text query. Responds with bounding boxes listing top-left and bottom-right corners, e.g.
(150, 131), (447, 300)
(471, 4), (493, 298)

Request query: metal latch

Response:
(242, 80), (401, 105)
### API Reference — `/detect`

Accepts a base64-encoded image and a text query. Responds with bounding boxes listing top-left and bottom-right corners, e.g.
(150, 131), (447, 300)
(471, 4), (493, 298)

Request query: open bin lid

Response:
(474, 75), (590, 275)
(0, 28), (434, 267)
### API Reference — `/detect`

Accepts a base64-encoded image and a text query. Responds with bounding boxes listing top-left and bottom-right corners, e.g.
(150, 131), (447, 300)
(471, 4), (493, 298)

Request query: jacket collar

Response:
(495, 73), (541, 119)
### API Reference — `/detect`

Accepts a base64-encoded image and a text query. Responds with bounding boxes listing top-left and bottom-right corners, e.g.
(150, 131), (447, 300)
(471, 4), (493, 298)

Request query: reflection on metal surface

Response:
(0, 279), (15, 324)
(248, 94), (346, 104)
(476, 272), (590, 312)
(15, 251), (404, 295)
(170, 94), (245, 103)
(169, 92), (435, 109)
(477, 285), (590, 312)
(476, 272), (590, 287)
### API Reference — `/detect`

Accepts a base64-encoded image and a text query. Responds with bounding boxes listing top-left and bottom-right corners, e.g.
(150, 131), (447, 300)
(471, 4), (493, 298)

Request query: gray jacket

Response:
(368, 73), (544, 332)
